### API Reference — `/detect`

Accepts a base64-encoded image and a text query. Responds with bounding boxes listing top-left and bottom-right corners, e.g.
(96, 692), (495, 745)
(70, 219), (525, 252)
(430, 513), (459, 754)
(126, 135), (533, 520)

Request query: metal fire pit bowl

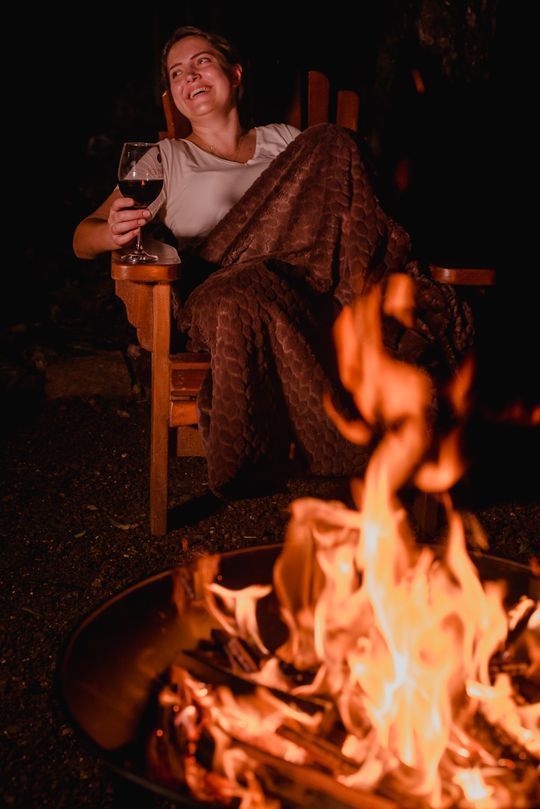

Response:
(60, 543), (538, 807)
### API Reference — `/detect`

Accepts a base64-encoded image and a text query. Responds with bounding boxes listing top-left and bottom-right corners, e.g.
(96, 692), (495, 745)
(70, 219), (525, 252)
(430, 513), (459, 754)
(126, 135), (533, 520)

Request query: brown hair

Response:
(161, 25), (244, 98)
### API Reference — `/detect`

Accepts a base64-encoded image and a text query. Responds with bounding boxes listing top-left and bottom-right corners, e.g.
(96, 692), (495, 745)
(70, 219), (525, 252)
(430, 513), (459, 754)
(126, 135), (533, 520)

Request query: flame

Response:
(206, 582), (272, 654)
(453, 768), (495, 807)
(283, 276), (537, 803)
(158, 275), (539, 808)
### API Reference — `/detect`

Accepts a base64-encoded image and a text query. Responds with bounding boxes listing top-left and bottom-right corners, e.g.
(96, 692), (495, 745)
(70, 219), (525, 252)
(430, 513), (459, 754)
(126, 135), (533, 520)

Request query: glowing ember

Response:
(150, 276), (539, 808)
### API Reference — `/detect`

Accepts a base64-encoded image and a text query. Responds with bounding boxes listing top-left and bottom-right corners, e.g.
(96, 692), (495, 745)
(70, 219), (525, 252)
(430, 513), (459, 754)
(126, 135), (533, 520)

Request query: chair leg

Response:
(413, 491), (442, 539)
(150, 285), (172, 536)
(150, 404), (169, 536)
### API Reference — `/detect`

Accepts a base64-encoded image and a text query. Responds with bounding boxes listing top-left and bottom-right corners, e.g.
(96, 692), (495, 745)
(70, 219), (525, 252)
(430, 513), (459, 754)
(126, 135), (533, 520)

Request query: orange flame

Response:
(275, 275), (537, 803)
(162, 275), (539, 808)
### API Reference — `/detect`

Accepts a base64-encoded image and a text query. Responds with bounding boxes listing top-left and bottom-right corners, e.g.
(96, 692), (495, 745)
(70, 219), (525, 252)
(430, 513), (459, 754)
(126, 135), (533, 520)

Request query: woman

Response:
(73, 27), (300, 258)
(74, 26), (472, 496)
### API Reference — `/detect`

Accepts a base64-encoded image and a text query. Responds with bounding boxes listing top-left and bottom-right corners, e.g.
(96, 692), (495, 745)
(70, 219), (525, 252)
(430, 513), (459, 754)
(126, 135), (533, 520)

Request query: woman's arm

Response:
(73, 189), (151, 260)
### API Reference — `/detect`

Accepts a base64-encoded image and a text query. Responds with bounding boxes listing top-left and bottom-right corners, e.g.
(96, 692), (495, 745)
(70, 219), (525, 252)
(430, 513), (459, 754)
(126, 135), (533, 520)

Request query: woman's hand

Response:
(107, 197), (151, 248)
(73, 189), (153, 260)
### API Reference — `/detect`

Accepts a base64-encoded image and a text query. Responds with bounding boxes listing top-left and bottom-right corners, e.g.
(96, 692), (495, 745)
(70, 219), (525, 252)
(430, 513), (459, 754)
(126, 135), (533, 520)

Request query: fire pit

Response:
(60, 544), (539, 808)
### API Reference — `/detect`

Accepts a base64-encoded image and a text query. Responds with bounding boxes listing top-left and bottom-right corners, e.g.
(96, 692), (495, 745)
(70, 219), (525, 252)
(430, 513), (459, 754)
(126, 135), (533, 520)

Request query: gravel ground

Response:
(1, 394), (539, 808)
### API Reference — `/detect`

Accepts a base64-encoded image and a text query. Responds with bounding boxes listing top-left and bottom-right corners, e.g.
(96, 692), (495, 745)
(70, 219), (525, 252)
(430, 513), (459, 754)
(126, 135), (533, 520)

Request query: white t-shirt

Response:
(153, 123), (300, 249)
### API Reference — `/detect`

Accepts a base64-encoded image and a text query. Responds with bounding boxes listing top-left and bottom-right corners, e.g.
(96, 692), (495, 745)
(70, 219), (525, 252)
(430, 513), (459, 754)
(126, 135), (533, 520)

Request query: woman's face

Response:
(167, 35), (242, 122)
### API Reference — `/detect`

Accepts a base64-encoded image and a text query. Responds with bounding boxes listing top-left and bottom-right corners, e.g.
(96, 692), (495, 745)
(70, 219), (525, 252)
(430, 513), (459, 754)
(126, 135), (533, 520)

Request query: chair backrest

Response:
(159, 70), (360, 140)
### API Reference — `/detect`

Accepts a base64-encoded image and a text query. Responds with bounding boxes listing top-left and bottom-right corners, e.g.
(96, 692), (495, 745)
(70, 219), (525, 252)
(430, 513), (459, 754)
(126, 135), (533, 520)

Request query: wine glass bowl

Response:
(117, 142), (163, 263)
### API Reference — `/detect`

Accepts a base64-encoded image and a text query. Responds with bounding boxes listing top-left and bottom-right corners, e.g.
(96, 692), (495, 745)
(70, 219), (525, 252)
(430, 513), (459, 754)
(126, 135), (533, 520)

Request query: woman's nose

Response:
(186, 68), (201, 82)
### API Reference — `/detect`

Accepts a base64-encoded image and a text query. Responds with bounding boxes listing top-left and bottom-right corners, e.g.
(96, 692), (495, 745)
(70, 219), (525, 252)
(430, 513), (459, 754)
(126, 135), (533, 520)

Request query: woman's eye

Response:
(198, 56), (210, 64)
(171, 70), (183, 80)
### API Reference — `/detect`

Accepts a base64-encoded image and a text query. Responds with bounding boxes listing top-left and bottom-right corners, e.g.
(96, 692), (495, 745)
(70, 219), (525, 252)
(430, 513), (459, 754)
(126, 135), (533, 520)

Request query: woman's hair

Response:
(161, 25), (244, 97)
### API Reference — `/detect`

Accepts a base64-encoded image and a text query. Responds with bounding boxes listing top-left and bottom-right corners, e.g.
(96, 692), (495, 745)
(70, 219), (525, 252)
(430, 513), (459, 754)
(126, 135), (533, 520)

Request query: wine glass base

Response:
(118, 251), (159, 264)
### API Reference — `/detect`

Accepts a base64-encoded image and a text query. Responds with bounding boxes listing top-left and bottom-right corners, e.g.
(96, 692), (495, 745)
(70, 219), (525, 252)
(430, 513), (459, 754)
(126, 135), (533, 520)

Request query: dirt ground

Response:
(1, 381), (538, 808)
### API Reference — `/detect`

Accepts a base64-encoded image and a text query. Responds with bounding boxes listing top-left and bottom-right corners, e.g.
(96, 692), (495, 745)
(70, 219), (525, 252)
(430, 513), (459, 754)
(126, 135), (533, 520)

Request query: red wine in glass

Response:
(117, 142), (164, 263)
(117, 179), (164, 208)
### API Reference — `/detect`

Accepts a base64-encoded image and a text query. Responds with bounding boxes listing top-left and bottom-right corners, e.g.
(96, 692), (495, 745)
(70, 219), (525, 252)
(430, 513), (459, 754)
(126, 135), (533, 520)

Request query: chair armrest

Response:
(112, 242), (181, 352)
(112, 262), (181, 282)
(429, 265), (496, 286)
(111, 241), (181, 283)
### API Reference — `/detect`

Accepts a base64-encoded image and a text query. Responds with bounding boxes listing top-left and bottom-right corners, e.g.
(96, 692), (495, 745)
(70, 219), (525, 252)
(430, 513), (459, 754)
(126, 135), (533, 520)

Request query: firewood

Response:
(211, 628), (262, 673)
(177, 649), (334, 719)
(276, 724), (358, 775)
(230, 734), (398, 809)
(466, 712), (539, 770)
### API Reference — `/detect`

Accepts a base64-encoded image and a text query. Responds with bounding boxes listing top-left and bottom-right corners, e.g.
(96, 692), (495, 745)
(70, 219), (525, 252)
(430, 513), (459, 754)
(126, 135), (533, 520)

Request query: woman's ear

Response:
(231, 63), (243, 89)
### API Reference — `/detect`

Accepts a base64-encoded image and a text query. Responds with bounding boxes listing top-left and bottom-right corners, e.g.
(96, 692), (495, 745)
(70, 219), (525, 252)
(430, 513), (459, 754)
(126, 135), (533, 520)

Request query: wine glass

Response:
(117, 142), (163, 263)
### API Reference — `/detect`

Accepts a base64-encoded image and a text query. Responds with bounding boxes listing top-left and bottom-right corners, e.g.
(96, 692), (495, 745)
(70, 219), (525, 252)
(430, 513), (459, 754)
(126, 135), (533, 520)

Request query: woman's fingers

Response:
(108, 199), (150, 245)
(110, 199), (150, 224)
(114, 227), (141, 245)
(111, 212), (148, 231)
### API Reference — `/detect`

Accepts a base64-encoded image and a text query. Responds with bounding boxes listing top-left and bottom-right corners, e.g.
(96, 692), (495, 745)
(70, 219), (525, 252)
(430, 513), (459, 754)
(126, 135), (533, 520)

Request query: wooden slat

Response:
(307, 70), (330, 127)
(285, 70), (302, 130)
(336, 89), (359, 131)
(430, 266), (496, 286)
(170, 365), (209, 399)
(170, 401), (198, 427)
(161, 89), (176, 138)
(170, 352), (211, 368)
(176, 425), (205, 456)
(161, 89), (191, 139)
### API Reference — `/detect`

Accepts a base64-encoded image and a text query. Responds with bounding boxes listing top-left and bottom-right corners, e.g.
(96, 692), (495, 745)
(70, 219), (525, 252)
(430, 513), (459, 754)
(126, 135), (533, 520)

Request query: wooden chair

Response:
(112, 71), (494, 535)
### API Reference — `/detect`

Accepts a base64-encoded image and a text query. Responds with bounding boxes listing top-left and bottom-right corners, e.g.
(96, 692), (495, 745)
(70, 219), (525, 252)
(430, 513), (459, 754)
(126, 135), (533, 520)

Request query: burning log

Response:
(212, 629), (263, 674)
(228, 736), (399, 809)
(174, 648), (336, 722)
(148, 661), (394, 808)
(464, 710), (539, 771)
(276, 725), (359, 775)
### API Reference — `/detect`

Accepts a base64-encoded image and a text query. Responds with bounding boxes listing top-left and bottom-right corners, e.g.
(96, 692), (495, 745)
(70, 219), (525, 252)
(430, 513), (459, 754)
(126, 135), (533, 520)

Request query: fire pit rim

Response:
(58, 542), (537, 808)
(61, 542), (534, 626)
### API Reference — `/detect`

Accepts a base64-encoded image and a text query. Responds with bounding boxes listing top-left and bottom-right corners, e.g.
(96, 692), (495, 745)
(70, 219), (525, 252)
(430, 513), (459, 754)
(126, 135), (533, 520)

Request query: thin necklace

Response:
(190, 131), (246, 159)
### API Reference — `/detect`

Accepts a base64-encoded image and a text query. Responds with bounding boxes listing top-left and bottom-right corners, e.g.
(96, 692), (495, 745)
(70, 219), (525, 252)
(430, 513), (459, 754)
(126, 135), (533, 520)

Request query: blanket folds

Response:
(175, 124), (473, 495)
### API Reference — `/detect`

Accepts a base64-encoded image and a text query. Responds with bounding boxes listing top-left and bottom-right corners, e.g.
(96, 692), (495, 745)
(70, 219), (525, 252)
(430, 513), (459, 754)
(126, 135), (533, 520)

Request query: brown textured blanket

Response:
(175, 124), (473, 496)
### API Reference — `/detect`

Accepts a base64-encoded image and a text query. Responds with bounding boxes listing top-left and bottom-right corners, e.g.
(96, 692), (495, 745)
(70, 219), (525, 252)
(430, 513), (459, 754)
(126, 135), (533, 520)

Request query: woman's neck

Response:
(190, 113), (243, 146)
(188, 116), (255, 162)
